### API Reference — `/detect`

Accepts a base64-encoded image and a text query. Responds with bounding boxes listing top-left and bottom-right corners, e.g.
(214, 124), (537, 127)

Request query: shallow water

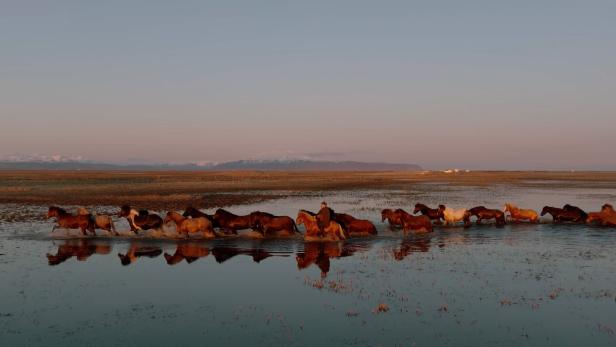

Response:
(1, 184), (615, 346)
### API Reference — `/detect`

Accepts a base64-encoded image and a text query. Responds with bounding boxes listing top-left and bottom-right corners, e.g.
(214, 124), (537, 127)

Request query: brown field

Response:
(1, 170), (616, 211)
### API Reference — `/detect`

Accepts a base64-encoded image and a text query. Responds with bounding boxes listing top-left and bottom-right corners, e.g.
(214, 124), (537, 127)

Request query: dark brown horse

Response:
(397, 209), (433, 233)
(540, 206), (585, 223)
(118, 205), (163, 233)
(563, 204), (588, 221)
(381, 209), (404, 229)
(413, 203), (442, 224)
(334, 213), (377, 237)
(47, 206), (96, 235)
(468, 206), (506, 226)
(249, 211), (299, 237)
(182, 207), (217, 227)
(212, 209), (252, 234)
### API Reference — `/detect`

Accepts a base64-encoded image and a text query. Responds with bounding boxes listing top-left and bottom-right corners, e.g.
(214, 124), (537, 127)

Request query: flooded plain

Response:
(1, 182), (616, 346)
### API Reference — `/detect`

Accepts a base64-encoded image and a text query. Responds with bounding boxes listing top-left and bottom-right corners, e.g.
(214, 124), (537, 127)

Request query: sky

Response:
(1, 1), (615, 170)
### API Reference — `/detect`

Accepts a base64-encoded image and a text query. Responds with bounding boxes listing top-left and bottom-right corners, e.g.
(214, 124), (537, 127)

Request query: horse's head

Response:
(47, 206), (58, 219)
(602, 204), (614, 212)
(380, 209), (390, 222)
(413, 204), (424, 214)
(164, 252), (183, 265)
(118, 253), (133, 266)
(163, 211), (176, 225)
(182, 207), (196, 218)
(118, 205), (132, 217)
(540, 206), (550, 216)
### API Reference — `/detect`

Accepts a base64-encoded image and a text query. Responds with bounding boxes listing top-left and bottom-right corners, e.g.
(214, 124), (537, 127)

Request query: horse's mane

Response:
(50, 206), (68, 215)
(299, 209), (316, 217)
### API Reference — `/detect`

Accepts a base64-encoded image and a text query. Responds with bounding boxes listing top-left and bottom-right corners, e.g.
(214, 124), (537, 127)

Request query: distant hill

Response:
(0, 159), (421, 171)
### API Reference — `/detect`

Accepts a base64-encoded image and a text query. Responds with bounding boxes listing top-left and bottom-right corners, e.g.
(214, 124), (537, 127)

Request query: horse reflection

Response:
(211, 247), (281, 264)
(296, 242), (368, 277)
(392, 237), (431, 261)
(164, 242), (210, 265)
(47, 239), (112, 266)
(118, 242), (163, 266)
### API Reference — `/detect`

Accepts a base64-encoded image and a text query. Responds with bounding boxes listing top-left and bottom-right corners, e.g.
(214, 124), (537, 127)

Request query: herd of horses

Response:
(46, 201), (616, 241)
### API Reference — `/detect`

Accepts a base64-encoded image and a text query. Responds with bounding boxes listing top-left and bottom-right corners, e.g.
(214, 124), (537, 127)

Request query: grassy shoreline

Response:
(1, 170), (615, 210)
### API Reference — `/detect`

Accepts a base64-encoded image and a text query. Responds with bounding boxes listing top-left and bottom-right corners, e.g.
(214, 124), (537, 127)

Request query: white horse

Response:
(438, 205), (471, 227)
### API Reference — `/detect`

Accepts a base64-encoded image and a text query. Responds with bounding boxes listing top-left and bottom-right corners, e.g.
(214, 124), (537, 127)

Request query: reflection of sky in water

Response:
(1, 185), (616, 345)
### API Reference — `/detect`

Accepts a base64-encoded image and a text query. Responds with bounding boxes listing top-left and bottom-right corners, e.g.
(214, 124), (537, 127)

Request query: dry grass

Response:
(0, 170), (615, 210)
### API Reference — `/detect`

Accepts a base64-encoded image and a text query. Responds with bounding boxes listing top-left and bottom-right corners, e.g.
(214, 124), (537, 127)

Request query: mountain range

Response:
(0, 158), (421, 171)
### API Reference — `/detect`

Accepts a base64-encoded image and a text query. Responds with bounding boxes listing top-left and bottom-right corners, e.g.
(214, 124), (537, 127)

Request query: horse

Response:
(540, 206), (585, 223)
(396, 209), (433, 233)
(413, 203), (443, 224)
(563, 204), (588, 221)
(334, 213), (377, 237)
(164, 211), (215, 238)
(503, 203), (539, 223)
(118, 242), (163, 266)
(381, 209), (404, 229)
(164, 242), (211, 265)
(212, 209), (252, 235)
(249, 211), (299, 237)
(118, 205), (163, 233)
(296, 210), (348, 241)
(586, 204), (616, 226)
(46, 239), (111, 266)
(182, 207), (217, 227)
(47, 206), (96, 235)
(468, 206), (506, 226)
(77, 207), (117, 235)
(438, 205), (471, 227)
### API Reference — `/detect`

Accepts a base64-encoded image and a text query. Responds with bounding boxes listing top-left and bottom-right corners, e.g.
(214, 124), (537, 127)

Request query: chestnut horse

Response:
(413, 203), (442, 224)
(212, 209), (252, 235)
(586, 204), (616, 226)
(249, 211), (299, 237)
(541, 206), (585, 223)
(118, 205), (163, 233)
(47, 239), (111, 266)
(438, 205), (471, 227)
(47, 206), (96, 235)
(164, 211), (215, 238)
(381, 209), (404, 229)
(397, 209), (433, 233)
(503, 203), (539, 223)
(468, 206), (506, 226)
(182, 207), (217, 227)
(296, 210), (347, 241)
(334, 213), (377, 237)
(164, 242), (211, 265)
(77, 207), (117, 235)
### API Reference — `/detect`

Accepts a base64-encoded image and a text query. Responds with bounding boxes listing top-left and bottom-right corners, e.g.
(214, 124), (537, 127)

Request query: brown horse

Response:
(118, 205), (163, 233)
(541, 206), (586, 223)
(164, 211), (215, 238)
(46, 239), (111, 266)
(77, 207), (117, 235)
(249, 211), (299, 237)
(334, 213), (377, 237)
(381, 209), (404, 229)
(563, 204), (588, 221)
(468, 206), (506, 226)
(296, 210), (348, 241)
(397, 209), (433, 233)
(212, 209), (252, 234)
(164, 242), (211, 265)
(503, 203), (539, 223)
(392, 237), (431, 261)
(118, 242), (163, 266)
(413, 203), (443, 224)
(182, 207), (217, 227)
(47, 206), (96, 235)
